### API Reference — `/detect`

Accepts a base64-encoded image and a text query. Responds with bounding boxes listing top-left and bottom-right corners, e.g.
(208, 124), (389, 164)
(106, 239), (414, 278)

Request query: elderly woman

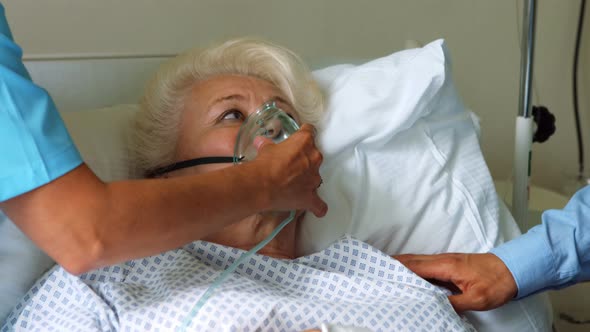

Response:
(130, 38), (325, 261)
(2, 39), (475, 332)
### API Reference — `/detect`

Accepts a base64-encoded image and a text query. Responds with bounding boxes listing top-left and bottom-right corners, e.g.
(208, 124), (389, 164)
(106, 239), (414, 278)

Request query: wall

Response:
(582, 0), (590, 193)
(531, 0), (590, 195)
(3, 0), (589, 195)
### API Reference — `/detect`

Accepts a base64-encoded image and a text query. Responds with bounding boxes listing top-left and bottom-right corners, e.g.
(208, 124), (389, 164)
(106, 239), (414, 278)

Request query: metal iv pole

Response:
(512, 0), (536, 231)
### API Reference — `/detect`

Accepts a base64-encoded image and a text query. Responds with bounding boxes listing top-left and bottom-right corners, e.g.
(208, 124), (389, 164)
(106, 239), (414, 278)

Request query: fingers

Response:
(395, 254), (459, 282)
(397, 253), (518, 312)
(448, 294), (471, 313)
(252, 122), (326, 215)
(449, 288), (495, 313)
(397, 254), (472, 313)
(309, 191), (328, 217)
(299, 123), (318, 138)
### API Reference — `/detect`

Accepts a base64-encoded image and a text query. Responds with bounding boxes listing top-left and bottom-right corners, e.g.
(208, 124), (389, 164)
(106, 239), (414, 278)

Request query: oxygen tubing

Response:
(177, 210), (297, 331)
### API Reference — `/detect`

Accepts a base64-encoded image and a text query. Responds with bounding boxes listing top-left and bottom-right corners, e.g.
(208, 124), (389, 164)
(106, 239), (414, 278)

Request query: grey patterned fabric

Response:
(2, 236), (475, 332)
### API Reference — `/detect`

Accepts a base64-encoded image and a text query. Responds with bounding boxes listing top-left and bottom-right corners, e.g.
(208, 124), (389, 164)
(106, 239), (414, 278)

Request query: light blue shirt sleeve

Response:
(490, 185), (590, 299)
(0, 4), (82, 202)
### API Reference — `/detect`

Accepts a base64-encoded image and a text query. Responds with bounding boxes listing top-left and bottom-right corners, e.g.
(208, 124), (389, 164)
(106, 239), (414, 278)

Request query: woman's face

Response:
(170, 74), (302, 257)
(173, 74), (299, 174)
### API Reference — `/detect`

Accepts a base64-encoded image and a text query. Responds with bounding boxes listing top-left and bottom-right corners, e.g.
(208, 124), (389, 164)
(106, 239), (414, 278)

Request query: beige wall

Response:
(583, 0), (590, 192)
(3, 0), (589, 195)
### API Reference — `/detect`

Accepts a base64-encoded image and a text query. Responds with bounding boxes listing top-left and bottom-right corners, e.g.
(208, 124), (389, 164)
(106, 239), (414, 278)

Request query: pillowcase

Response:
(298, 39), (521, 256)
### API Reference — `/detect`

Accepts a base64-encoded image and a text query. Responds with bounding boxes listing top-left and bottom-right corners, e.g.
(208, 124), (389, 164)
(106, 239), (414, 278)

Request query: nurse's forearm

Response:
(1, 163), (271, 274)
(99, 162), (273, 268)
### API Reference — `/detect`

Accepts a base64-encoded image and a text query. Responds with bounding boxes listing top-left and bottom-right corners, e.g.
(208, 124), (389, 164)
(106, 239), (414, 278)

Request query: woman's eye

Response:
(221, 109), (244, 121)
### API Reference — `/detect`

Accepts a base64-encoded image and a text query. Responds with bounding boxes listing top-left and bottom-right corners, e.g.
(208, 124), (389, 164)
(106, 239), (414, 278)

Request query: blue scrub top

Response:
(0, 5), (82, 202)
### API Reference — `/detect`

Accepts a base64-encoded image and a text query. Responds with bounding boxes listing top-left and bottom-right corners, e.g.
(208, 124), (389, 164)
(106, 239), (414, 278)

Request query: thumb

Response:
(448, 293), (471, 313)
(395, 256), (455, 282)
(253, 136), (274, 152)
(310, 192), (328, 217)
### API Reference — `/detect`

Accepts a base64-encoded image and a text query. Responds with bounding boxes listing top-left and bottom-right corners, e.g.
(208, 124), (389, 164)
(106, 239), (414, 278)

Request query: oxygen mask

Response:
(234, 100), (300, 221)
(233, 100), (300, 163)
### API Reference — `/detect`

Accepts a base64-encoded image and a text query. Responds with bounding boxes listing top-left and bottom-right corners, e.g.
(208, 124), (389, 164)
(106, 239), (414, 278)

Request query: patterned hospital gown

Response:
(2, 236), (475, 332)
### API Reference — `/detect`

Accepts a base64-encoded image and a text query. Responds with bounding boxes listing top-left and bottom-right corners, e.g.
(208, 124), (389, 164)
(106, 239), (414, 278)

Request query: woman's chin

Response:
(201, 211), (301, 259)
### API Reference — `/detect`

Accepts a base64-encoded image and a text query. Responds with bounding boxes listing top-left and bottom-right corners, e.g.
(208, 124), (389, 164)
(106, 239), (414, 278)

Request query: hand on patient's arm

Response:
(395, 253), (517, 312)
(253, 123), (327, 218)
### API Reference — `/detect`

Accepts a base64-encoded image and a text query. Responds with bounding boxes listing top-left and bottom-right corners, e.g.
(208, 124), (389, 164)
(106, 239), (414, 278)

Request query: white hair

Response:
(129, 38), (324, 177)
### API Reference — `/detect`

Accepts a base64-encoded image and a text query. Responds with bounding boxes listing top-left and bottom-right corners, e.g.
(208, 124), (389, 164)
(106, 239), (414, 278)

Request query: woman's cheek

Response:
(194, 130), (239, 156)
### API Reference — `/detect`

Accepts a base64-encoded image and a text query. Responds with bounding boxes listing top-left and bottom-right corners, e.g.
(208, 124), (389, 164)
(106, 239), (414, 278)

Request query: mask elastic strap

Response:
(147, 156), (242, 178)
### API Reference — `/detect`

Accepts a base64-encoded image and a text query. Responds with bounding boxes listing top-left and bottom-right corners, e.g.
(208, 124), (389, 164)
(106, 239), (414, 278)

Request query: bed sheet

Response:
(2, 236), (475, 332)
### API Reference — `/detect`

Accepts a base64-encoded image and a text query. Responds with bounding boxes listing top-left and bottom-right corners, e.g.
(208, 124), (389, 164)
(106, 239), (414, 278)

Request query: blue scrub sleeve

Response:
(491, 185), (590, 298)
(0, 4), (82, 202)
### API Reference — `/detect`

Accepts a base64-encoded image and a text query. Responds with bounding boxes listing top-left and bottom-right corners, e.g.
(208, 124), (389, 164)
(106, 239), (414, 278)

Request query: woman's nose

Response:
(249, 98), (275, 115)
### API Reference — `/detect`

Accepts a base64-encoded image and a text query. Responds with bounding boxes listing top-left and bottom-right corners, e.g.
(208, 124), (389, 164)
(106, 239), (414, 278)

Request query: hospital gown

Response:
(2, 236), (475, 332)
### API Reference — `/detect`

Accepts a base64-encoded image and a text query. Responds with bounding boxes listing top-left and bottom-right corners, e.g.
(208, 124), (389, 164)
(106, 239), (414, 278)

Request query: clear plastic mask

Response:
(234, 100), (300, 164)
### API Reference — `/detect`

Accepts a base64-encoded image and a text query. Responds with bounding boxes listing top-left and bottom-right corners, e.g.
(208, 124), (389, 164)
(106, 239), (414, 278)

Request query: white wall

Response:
(3, 0), (589, 195)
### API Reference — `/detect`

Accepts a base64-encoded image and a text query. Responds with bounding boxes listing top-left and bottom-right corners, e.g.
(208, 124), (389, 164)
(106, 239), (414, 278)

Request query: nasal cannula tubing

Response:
(177, 210), (296, 332)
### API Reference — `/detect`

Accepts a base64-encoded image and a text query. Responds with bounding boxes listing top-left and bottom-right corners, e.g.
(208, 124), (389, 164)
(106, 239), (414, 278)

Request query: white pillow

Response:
(298, 39), (519, 255)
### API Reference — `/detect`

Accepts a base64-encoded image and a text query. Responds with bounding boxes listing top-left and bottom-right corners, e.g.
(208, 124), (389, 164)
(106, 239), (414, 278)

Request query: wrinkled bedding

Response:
(2, 236), (475, 332)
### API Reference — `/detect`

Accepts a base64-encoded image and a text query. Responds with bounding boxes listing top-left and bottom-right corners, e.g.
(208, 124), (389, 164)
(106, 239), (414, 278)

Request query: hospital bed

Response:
(0, 0), (576, 330)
